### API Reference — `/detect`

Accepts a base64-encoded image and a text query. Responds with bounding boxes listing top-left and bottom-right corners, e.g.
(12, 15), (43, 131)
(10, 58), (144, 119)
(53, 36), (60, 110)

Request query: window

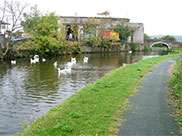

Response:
(2, 24), (6, 29)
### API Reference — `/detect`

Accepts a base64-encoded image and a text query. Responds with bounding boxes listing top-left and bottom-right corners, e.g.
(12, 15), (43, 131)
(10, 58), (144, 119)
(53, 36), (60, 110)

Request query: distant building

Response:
(0, 21), (10, 34)
(59, 16), (144, 44)
(0, 21), (10, 48)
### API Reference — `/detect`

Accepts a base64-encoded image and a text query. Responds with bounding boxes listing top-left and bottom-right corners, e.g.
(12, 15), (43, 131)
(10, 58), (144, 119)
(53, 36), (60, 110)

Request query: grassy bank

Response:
(169, 59), (182, 134)
(15, 55), (177, 136)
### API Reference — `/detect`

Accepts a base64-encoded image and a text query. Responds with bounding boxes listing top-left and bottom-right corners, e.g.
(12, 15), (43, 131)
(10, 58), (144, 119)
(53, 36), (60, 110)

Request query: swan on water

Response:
(67, 62), (73, 67)
(30, 58), (36, 64)
(58, 67), (71, 75)
(71, 57), (76, 64)
(11, 60), (16, 65)
(34, 55), (39, 58)
(83, 56), (88, 63)
(42, 58), (46, 62)
(54, 61), (57, 68)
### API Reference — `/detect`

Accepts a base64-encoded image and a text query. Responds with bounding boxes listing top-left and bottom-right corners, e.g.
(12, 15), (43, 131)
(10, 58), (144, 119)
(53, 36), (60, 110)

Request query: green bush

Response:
(100, 39), (112, 49)
(59, 44), (81, 55)
(130, 43), (141, 51)
(83, 37), (95, 46)
(34, 35), (61, 55)
(143, 45), (151, 52)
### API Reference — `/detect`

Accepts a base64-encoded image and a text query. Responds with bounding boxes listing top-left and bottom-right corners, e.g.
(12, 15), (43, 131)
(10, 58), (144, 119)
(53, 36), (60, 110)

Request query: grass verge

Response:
(15, 54), (177, 136)
(169, 58), (182, 134)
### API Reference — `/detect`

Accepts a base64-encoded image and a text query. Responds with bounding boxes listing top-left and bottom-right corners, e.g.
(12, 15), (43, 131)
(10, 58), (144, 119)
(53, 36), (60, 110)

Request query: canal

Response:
(0, 51), (168, 136)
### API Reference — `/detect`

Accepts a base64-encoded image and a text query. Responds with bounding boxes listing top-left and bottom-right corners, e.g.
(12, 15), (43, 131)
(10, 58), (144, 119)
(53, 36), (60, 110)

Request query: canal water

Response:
(0, 51), (168, 136)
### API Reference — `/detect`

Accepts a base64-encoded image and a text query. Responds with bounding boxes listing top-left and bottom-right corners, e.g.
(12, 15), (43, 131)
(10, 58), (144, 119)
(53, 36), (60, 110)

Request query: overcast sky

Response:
(22, 0), (182, 36)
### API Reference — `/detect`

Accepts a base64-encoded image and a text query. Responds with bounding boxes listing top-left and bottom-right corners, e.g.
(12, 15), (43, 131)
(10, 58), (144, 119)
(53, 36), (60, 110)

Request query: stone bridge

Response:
(144, 39), (182, 49)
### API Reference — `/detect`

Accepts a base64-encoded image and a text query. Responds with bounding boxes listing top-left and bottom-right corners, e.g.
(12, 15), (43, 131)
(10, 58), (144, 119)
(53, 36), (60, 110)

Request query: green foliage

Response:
(169, 60), (182, 133)
(161, 35), (176, 41)
(171, 47), (182, 55)
(143, 45), (152, 52)
(83, 17), (114, 47)
(84, 17), (97, 39)
(151, 43), (169, 51)
(22, 5), (41, 35)
(112, 23), (134, 42)
(100, 38), (112, 48)
(22, 7), (61, 55)
(59, 43), (81, 55)
(144, 34), (151, 40)
(83, 37), (95, 46)
(130, 43), (141, 51)
(83, 37), (112, 48)
(33, 35), (60, 55)
(153, 43), (167, 47)
(14, 55), (177, 136)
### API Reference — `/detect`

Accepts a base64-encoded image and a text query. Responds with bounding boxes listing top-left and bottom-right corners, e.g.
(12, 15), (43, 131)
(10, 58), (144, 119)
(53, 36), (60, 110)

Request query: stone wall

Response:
(81, 45), (127, 53)
(81, 44), (144, 53)
(129, 23), (144, 44)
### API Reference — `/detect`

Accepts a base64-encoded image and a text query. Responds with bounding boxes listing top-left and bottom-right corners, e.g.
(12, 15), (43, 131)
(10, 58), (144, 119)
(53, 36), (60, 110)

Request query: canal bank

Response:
(14, 54), (178, 136)
(0, 39), (147, 60)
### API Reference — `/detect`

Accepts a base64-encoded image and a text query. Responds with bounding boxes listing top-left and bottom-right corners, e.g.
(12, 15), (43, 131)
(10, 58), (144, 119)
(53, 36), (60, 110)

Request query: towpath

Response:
(118, 57), (180, 136)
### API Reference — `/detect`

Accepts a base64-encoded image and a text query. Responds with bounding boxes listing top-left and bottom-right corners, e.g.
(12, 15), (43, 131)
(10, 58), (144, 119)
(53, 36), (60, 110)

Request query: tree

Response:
(22, 7), (61, 55)
(112, 23), (134, 42)
(161, 35), (176, 41)
(21, 5), (41, 35)
(83, 16), (114, 47)
(0, 0), (28, 56)
(144, 33), (151, 40)
(97, 11), (110, 17)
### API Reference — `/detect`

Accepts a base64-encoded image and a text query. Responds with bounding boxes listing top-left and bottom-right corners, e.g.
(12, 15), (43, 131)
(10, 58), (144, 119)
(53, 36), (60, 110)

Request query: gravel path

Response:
(118, 57), (180, 136)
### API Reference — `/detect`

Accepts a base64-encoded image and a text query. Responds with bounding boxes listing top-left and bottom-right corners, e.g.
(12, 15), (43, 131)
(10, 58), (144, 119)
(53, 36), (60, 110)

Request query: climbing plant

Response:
(83, 15), (114, 47)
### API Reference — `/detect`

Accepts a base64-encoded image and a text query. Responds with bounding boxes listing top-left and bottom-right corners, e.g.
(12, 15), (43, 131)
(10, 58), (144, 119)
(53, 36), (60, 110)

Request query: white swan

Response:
(30, 58), (36, 64)
(34, 55), (39, 59)
(58, 67), (71, 75)
(42, 58), (46, 62)
(129, 50), (132, 53)
(71, 57), (76, 64)
(58, 67), (67, 75)
(83, 56), (88, 63)
(67, 62), (73, 68)
(66, 58), (76, 68)
(54, 61), (57, 68)
(65, 67), (71, 74)
(35, 58), (39, 63)
(11, 60), (16, 65)
(32, 55), (39, 62)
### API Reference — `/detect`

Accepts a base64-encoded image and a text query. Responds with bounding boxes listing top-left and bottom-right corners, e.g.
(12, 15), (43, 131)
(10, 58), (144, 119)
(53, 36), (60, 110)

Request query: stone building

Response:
(0, 21), (10, 48)
(59, 16), (144, 44)
(127, 23), (144, 44)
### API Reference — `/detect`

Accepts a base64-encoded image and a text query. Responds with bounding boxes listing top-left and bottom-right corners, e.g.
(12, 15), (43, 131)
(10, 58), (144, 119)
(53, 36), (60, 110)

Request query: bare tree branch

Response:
(0, 0), (28, 57)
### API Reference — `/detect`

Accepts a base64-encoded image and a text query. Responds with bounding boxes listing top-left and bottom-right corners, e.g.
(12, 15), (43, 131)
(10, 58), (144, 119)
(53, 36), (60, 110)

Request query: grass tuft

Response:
(169, 59), (182, 134)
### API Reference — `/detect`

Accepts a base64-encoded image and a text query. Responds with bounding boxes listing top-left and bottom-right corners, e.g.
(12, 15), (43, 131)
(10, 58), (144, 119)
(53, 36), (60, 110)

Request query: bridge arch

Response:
(150, 41), (171, 49)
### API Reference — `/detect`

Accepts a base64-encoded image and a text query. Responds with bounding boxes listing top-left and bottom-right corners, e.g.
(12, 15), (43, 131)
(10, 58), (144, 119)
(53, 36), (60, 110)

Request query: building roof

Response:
(60, 16), (130, 22)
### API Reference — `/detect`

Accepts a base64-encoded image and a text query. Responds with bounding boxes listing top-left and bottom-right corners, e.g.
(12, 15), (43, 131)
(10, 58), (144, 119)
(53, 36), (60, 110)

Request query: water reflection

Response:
(0, 51), (169, 136)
